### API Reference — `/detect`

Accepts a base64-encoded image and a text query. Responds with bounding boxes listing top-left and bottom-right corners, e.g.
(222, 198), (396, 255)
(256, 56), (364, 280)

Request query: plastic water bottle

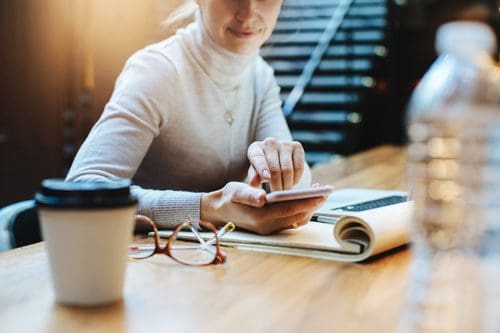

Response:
(403, 21), (499, 333)
(477, 65), (500, 333)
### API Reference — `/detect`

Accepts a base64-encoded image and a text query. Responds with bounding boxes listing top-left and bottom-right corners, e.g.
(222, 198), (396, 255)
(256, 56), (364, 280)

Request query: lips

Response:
(228, 27), (260, 38)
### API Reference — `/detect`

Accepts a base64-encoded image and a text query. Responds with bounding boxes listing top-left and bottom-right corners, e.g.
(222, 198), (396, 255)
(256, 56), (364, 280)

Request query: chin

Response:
(220, 31), (263, 53)
(233, 39), (265, 54)
(221, 41), (257, 54)
(232, 45), (260, 54)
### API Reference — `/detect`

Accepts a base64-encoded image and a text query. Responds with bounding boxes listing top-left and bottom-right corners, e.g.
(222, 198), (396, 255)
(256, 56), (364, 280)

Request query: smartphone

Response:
(265, 185), (333, 204)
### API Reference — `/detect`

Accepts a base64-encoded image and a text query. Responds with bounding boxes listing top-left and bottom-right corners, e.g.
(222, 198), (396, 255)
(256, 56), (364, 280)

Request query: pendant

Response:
(224, 110), (234, 125)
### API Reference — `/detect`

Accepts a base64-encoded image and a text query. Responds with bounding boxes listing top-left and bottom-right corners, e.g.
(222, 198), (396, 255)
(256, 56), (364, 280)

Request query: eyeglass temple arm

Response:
(189, 221), (236, 249)
(135, 222), (236, 252)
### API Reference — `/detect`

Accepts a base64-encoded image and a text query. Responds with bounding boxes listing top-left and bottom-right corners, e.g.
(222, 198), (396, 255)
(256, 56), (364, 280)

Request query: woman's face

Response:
(197, 0), (283, 54)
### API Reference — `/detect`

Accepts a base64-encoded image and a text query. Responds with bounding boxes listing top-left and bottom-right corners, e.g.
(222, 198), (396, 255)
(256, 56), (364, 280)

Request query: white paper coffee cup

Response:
(36, 179), (137, 306)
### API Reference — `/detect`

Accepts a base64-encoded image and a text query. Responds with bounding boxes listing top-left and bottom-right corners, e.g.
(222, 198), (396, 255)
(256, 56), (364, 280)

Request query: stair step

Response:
(292, 130), (345, 145)
(267, 60), (307, 73)
(341, 17), (386, 29)
(280, 3), (389, 19)
(276, 75), (374, 89)
(261, 44), (387, 59)
(348, 5), (387, 17)
(326, 44), (387, 57)
(283, 0), (341, 6)
(280, 91), (360, 105)
(289, 111), (354, 125)
(267, 30), (384, 45)
(284, 0), (385, 6)
(352, 0), (386, 4)
(267, 59), (375, 74)
(300, 92), (359, 104)
(261, 46), (314, 59)
(318, 59), (374, 72)
(267, 32), (324, 45)
(274, 17), (386, 32)
(305, 151), (340, 165)
(274, 19), (330, 32)
(280, 8), (337, 20)
(311, 75), (375, 88)
(334, 30), (385, 42)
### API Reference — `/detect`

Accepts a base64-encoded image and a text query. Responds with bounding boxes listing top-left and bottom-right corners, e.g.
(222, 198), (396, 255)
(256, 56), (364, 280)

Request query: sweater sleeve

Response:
(66, 47), (202, 228)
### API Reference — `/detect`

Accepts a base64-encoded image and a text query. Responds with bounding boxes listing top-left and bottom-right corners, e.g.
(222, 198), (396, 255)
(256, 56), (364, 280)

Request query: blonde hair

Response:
(161, 0), (198, 38)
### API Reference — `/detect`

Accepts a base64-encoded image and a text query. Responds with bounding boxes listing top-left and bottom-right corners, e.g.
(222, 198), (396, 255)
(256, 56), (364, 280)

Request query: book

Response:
(158, 188), (413, 262)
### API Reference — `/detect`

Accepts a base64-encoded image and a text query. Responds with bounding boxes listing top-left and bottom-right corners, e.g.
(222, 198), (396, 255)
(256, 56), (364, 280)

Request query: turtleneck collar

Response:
(177, 9), (258, 89)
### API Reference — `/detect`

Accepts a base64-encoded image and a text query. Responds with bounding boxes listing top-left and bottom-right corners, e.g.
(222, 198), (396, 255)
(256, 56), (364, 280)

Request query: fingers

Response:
(264, 140), (283, 191)
(247, 165), (261, 188)
(271, 212), (312, 233)
(247, 143), (271, 183)
(274, 214), (312, 233)
(221, 182), (328, 235)
(248, 139), (306, 191)
(292, 142), (305, 185)
(251, 196), (327, 235)
(266, 196), (326, 218)
(245, 212), (310, 235)
(278, 144), (294, 190)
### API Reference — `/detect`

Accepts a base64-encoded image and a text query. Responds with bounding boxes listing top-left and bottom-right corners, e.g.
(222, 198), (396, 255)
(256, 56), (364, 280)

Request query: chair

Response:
(0, 200), (41, 252)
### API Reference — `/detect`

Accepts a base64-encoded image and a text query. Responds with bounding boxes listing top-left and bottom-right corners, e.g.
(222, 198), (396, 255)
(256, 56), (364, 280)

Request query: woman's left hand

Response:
(247, 137), (305, 191)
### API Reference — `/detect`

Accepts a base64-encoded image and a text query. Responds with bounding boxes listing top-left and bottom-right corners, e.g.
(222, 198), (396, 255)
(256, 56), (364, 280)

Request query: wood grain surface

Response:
(0, 145), (412, 333)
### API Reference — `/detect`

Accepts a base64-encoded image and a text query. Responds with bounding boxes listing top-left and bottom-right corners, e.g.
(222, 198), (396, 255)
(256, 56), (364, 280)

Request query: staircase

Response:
(261, 0), (389, 165)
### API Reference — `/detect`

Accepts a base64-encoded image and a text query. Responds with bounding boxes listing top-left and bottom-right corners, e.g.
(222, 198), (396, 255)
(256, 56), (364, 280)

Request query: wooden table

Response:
(0, 145), (411, 333)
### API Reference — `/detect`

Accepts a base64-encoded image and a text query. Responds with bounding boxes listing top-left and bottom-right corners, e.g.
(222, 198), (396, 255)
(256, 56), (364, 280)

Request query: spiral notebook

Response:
(158, 188), (413, 262)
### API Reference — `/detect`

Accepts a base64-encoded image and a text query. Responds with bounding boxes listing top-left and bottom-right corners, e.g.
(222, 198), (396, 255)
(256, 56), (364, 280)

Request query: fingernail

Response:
(263, 169), (270, 179)
(255, 194), (264, 205)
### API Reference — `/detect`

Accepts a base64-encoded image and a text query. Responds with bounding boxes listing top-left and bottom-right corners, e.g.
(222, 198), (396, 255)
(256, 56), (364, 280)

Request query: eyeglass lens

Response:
(169, 223), (219, 265)
(128, 220), (219, 265)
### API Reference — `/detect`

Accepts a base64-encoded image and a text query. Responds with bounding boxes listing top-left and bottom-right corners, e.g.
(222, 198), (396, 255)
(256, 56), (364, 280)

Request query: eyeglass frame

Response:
(132, 214), (228, 266)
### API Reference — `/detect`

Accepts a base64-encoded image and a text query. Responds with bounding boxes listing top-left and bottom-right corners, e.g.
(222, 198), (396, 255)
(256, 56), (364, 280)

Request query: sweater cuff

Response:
(153, 191), (203, 229)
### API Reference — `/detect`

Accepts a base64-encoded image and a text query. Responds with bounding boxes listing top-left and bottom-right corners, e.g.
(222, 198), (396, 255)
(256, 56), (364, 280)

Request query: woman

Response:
(66, 0), (327, 235)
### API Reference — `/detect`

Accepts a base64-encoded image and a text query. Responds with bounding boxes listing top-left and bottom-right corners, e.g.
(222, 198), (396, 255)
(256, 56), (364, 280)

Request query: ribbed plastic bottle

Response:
(403, 21), (499, 333)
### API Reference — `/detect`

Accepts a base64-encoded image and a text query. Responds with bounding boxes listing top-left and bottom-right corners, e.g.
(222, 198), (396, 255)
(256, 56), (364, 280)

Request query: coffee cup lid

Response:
(35, 179), (137, 209)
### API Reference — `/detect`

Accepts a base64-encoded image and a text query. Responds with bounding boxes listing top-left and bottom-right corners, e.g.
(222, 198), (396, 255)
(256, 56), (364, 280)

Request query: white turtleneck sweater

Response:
(66, 16), (299, 228)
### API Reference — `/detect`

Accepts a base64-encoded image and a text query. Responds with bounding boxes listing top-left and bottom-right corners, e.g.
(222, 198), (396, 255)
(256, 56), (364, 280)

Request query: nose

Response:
(235, 0), (255, 21)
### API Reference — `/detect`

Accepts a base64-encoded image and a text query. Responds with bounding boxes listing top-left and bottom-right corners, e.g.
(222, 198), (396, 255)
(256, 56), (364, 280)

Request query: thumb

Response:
(229, 182), (266, 207)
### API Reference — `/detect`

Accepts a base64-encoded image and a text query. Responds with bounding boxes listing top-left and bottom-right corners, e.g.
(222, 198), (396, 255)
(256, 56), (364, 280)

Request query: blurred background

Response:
(1, 0), (499, 207)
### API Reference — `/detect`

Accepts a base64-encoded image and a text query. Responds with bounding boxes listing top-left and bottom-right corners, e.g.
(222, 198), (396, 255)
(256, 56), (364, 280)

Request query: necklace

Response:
(221, 85), (241, 125)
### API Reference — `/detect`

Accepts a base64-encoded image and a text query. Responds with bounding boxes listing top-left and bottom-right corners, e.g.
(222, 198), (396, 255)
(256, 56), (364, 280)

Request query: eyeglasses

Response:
(129, 215), (235, 266)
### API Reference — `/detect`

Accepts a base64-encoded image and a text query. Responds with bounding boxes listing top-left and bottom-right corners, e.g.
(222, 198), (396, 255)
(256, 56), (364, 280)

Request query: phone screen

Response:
(265, 185), (333, 204)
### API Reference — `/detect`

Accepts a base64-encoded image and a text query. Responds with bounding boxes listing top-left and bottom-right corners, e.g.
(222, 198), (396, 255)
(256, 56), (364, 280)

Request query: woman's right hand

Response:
(200, 182), (327, 235)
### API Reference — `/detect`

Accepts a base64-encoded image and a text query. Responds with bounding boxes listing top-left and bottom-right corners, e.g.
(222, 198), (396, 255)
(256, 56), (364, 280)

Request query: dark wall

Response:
(0, 1), (71, 206)
(0, 0), (182, 207)
(386, 0), (500, 145)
